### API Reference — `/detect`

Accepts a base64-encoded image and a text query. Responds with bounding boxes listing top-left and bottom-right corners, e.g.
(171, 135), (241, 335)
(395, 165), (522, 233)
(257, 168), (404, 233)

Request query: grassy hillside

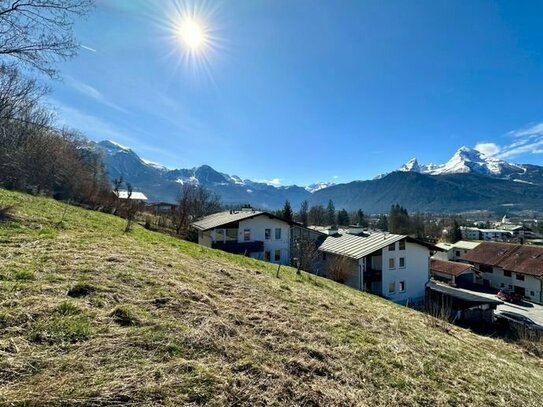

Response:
(0, 189), (542, 406)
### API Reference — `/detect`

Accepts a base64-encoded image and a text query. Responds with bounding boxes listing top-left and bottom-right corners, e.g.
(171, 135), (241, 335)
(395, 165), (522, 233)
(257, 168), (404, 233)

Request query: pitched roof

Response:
(192, 210), (302, 231)
(430, 259), (472, 277)
(319, 232), (405, 259)
(462, 242), (543, 277)
(319, 232), (441, 260)
(113, 190), (148, 200)
(192, 210), (265, 231)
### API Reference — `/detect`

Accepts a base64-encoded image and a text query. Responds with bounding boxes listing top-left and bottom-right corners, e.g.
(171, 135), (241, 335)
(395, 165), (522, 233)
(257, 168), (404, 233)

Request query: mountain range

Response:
(95, 140), (543, 214)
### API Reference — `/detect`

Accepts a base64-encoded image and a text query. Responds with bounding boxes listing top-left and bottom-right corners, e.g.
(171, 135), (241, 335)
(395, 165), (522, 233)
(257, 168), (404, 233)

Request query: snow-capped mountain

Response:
(305, 182), (335, 193)
(95, 140), (312, 207)
(394, 146), (528, 179)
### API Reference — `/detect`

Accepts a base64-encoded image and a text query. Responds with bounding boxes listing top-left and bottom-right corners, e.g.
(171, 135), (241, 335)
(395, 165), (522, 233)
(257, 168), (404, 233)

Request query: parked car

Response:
(496, 290), (522, 303)
(495, 311), (543, 332)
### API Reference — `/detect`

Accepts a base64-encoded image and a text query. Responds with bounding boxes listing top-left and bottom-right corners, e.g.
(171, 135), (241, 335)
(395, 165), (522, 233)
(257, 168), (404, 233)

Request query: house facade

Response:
(460, 226), (512, 241)
(318, 232), (440, 306)
(434, 241), (480, 262)
(192, 209), (325, 266)
(462, 242), (543, 304)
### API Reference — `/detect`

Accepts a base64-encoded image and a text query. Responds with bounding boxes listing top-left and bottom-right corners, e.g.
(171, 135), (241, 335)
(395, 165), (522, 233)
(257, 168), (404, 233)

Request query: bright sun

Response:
(178, 18), (206, 50)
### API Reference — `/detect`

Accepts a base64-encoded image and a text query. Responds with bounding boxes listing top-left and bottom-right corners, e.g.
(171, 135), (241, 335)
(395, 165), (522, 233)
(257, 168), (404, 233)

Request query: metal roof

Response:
(192, 210), (266, 231)
(319, 232), (407, 260)
(427, 281), (502, 306)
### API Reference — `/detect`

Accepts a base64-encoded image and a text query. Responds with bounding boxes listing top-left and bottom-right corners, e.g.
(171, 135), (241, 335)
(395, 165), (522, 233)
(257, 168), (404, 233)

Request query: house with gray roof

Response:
(192, 207), (325, 266)
(318, 231), (441, 306)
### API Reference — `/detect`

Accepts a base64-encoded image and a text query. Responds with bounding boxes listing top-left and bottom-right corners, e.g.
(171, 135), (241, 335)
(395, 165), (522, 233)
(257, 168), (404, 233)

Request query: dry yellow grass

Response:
(0, 189), (542, 406)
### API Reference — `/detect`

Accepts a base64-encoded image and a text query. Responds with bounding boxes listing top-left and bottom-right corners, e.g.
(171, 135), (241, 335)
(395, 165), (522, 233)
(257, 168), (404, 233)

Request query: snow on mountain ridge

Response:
(394, 146), (526, 177)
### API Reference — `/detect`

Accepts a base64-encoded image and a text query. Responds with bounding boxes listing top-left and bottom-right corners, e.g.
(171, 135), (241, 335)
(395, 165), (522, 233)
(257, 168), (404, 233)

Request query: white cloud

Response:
(475, 142), (501, 157)
(257, 178), (282, 187)
(508, 122), (543, 138)
(333, 175), (339, 179)
(495, 122), (543, 160)
(65, 76), (127, 113)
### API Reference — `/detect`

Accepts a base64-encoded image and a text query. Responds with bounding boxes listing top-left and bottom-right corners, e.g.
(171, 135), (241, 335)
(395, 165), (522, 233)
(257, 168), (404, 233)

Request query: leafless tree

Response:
(294, 235), (320, 275)
(0, 0), (93, 77)
(326, 254), (356, 284)
(172, 183), (222, 239)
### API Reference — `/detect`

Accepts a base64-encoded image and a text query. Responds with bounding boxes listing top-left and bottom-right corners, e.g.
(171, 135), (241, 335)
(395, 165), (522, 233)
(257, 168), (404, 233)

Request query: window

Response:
(500, 283), (505, 288)
(265, 228), (271, 240)
(388, 258), (395, 269)
(399, 257), (405, 268)
(455, 250), (461, 258)
(275, 228), (282, 240)
(388, 243), (395, 251)
(226, 229), (237, 241)
(399, 281), (406, 292)
(265, 251), (271, 261)
(530, 291), (535, 297)
(480, 264), (493, 273)
(399, 240), (405, 250)
(504, 270), (512, 277)
(274, 249), (281, 262)
(243, 229), (251, 241)
(216, 229), (225, 242)
(388, 282), (395, 293)
(516, 273), (525, 281)
(508, 284), (513, 289)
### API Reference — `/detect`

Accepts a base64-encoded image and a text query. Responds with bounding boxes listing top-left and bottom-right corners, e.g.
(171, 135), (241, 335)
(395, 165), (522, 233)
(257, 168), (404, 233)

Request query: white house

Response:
(318, 231), (440, 306)
(433, 240), (480, 262)
(462, 242), (543, 304)
(192, 209), (324, 266)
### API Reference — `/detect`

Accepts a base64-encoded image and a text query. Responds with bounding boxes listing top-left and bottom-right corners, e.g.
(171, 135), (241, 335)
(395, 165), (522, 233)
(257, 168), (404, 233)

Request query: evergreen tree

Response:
(388, 204), (411, 234)
(326, 199), (336, 226)
(450, 219), (463, 243)
(282, 200), (293, 222)
(337, 209), (350, 226)
(299, 200), (309, 227)
(354, 209), (368, 227)
(376, 214), (388, 231)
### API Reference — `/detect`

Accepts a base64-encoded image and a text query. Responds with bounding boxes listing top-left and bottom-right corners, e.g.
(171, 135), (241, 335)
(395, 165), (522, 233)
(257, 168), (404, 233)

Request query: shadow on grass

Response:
(0, 204), (16, 222)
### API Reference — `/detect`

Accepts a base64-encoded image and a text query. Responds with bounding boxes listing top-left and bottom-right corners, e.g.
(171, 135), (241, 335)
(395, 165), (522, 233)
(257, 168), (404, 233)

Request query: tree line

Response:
(0, 1), (112, 206)
(273, 200), (467, 242)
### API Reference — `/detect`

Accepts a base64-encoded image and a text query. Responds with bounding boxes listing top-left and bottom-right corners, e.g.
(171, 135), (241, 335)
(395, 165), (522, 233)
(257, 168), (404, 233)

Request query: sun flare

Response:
(177, 18), (206, 50)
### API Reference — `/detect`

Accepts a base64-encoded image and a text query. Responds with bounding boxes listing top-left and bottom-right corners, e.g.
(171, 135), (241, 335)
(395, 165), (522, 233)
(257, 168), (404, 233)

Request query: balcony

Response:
(212, 240), (264, 255)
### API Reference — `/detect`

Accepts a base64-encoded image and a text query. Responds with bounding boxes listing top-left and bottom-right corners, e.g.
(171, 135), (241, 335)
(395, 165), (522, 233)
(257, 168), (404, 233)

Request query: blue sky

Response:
(50, 0), (543, 186)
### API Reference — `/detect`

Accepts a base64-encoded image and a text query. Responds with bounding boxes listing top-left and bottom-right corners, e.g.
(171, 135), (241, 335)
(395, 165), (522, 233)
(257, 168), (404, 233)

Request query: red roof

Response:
(462, 242), (543, 277)
(430, 259), (472, 277)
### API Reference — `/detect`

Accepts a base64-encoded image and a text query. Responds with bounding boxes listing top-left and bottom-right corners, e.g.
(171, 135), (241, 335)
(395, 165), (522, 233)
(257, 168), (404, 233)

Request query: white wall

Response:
(380, 241), (430, 305)
(478, 266), (542, 304)
(238, 216), (291, 265)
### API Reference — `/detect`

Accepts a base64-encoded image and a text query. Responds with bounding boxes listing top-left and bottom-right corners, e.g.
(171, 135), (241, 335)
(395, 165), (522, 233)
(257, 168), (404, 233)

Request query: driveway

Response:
(455, 287), (543, 326)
